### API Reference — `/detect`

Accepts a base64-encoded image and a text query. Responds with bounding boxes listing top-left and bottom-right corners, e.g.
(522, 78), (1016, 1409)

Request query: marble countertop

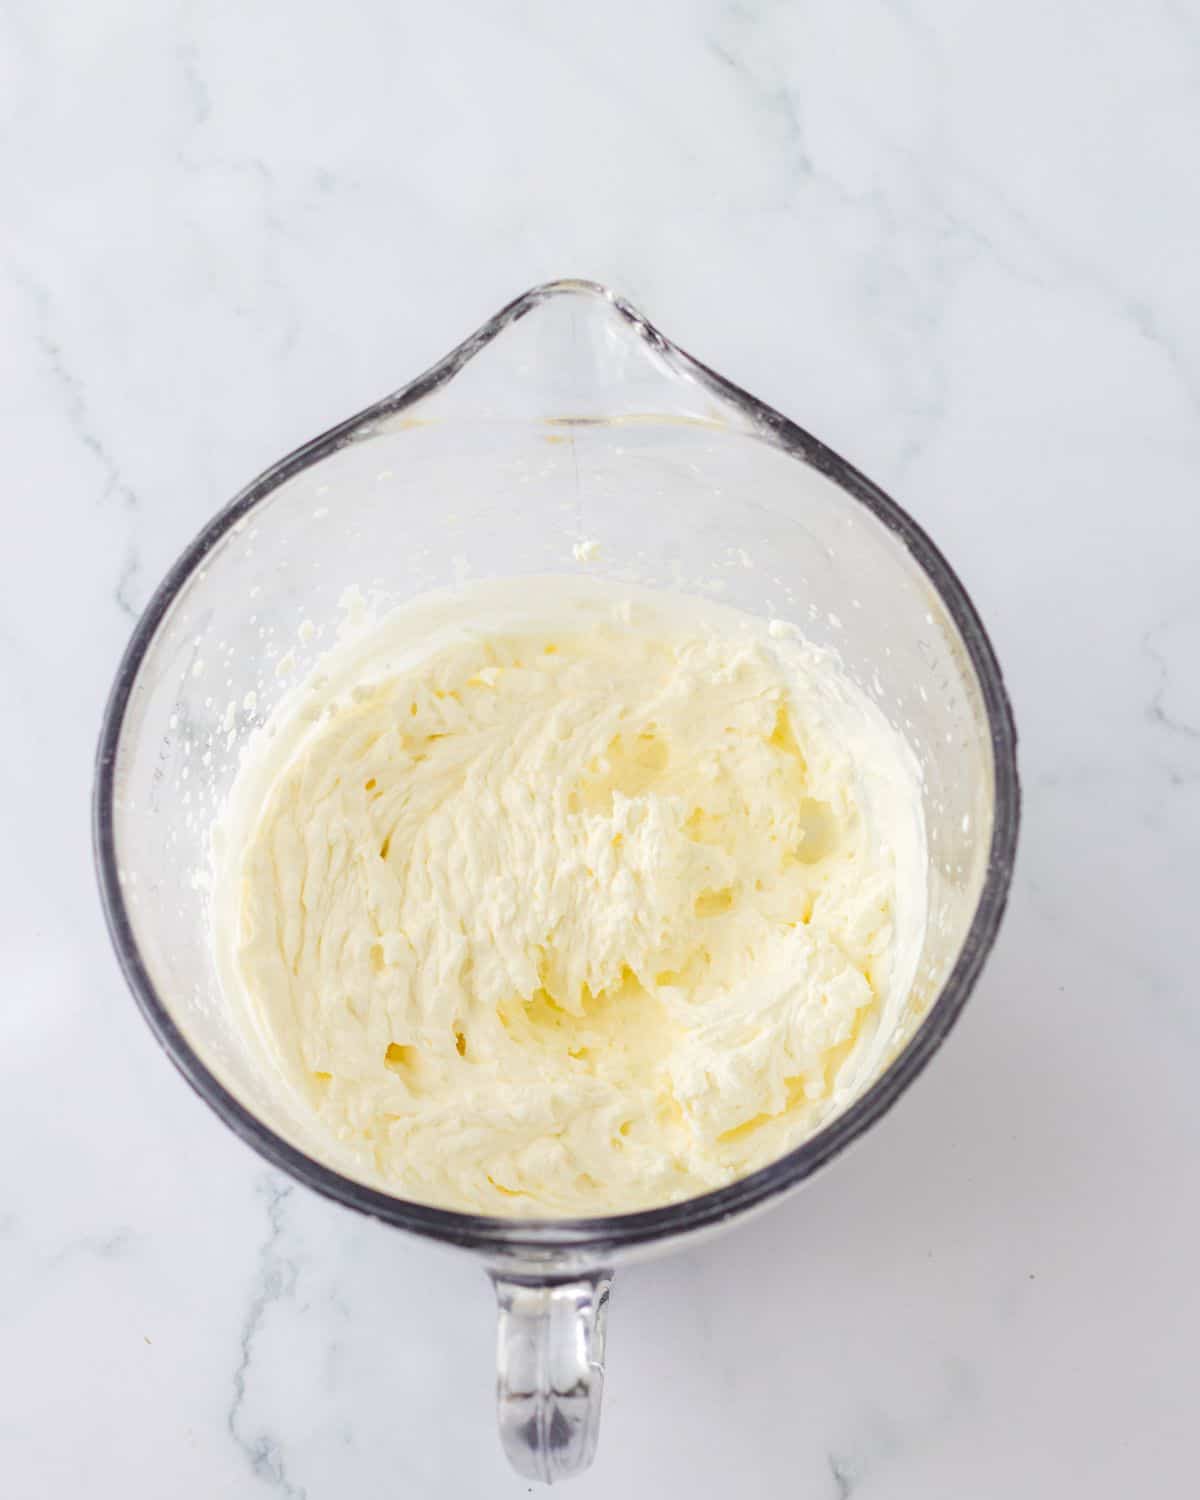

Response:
(5, 2), (1198, 1495)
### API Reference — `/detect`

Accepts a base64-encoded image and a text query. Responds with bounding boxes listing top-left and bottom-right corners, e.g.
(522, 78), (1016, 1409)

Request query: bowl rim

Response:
(93, 279), (1020, 1259)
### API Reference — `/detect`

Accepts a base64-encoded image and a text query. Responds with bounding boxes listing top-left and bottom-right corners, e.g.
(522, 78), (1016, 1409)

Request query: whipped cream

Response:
(214, 578), (926, 1216)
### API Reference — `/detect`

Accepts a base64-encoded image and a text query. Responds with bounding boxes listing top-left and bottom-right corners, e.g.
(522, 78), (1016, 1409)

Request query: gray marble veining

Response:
(3, 1), (1198, 1495)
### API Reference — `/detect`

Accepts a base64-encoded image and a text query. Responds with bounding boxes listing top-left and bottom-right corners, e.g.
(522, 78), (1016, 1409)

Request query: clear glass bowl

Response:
(93, 280), (1019, 1482)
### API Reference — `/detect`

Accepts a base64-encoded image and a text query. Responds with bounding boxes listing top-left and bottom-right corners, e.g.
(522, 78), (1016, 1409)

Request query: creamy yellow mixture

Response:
(216, 579), (926, 1216)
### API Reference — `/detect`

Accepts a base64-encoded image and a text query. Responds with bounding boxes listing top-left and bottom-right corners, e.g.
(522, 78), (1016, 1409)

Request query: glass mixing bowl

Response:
(93, 280), (1019, 1483)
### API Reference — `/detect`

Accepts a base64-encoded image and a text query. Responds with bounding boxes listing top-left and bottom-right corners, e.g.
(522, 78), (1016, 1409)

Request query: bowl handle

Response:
(491, 1270), (613, 1482)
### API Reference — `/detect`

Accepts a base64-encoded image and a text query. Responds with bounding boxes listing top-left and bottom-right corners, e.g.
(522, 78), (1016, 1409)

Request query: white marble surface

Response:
(3, 1), (1198, 1494)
